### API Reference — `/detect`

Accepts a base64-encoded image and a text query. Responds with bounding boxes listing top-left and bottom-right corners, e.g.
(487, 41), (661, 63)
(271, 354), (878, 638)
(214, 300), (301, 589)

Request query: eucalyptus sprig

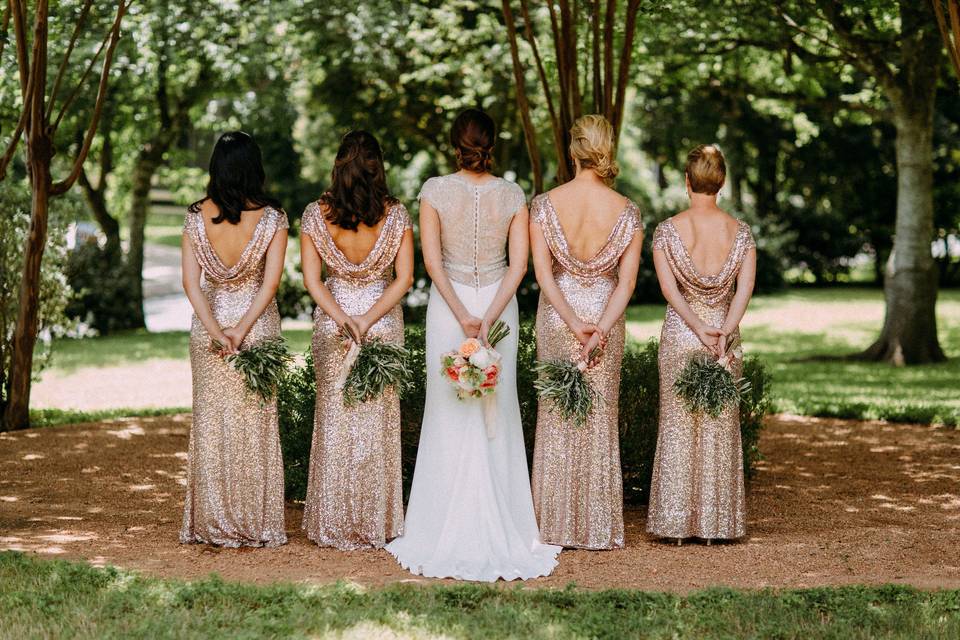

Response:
(214, 337), (293, 404)
(532, 347), (603, 429)
(342, 339), (414, 407)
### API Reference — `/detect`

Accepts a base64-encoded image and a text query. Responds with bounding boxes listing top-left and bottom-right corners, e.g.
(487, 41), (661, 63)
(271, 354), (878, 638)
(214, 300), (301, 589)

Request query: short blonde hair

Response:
(685, 144), (726, 195)
(569, 114), (619, 185)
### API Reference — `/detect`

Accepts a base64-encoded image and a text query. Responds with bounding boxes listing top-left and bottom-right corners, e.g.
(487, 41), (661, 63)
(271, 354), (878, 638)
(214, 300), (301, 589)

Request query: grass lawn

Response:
(44, 287), (960, 426)
(1, 552), (957, 639)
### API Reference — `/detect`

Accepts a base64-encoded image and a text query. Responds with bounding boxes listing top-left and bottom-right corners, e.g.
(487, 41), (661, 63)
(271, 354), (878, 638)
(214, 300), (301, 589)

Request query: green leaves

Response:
(341, 338), (415, 408)
(532, 357), (602, 430)
(673, 351), (751, 419)
(224, 337), (294, 404)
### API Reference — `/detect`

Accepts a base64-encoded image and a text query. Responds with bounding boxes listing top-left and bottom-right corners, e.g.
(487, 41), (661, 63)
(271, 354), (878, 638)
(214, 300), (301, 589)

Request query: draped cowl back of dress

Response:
(300, 201), (411, 550)
(180, 205), (288, 547)
(646, 218), (755, 541)
(529, 193), (642, 550)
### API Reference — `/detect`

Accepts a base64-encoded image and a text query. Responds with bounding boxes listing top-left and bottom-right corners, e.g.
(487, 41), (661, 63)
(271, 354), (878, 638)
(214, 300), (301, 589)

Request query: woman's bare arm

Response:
(653, 246), (723, 355)
(718, 246), (756, 353)
(223, 229), (288, 347)
(353, 229), (415, 337)
(479, 207), (529, 344)
(580, 231), (644, 362)
(301, 230), (360, 342)
(420, 199), (481, 338)
(530, 219), (596, 345)
(181, 235), (236, 352)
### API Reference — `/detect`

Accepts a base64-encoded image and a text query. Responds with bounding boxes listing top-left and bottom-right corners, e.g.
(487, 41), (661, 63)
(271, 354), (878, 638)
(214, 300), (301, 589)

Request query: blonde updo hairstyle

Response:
(569, 114), (619, 185)
(685, 144), (726, 195)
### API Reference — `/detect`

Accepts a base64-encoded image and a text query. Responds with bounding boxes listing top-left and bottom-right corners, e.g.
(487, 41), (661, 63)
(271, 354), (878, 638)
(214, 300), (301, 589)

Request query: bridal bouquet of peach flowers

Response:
(440, 320), (510, 400)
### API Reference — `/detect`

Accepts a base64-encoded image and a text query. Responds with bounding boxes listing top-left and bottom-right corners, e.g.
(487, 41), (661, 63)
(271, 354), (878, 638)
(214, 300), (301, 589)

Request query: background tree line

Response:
(2, 0), (959, 429)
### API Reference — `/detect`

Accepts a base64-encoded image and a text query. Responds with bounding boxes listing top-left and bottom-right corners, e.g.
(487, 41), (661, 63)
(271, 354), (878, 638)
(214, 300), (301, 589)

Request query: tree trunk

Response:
(78, 168), (121, 256)
(860, 106), (944, 365)
(3, 140), (52, 431)
(125, 150), (162, 329)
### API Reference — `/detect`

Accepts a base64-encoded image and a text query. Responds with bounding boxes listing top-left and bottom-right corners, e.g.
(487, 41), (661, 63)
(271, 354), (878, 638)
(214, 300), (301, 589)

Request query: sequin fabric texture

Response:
(419, 174), (526, 288)
(646, 218), (754, 540)
(529, 194), (642, 550)
(300, 201), (411, 550)
(180, 206), (288, 547)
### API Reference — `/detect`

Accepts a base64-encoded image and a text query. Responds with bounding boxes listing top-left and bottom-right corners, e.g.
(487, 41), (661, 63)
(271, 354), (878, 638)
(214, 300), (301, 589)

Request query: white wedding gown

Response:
(386, 174), (560, 581)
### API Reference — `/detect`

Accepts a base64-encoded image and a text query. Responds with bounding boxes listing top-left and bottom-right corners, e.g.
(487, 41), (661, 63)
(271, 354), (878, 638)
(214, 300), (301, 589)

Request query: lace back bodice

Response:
(530, 194), (642, 281)
(183, 206), (288, 288)
(419, 174), (526, 288)
(652, 218), (755, 307)
(301, 202), (412, 283)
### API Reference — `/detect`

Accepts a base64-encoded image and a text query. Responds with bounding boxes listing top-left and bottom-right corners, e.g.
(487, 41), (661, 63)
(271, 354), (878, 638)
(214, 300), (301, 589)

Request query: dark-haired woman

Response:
(180, 131), (288, 547)
(300, 131), (414, 550)
(386, 109), (559, 581)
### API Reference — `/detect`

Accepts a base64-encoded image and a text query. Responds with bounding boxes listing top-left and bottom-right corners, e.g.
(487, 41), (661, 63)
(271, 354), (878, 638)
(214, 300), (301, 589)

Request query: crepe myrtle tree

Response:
(501, 0), (649, 190)
(0, 0), (130, 431)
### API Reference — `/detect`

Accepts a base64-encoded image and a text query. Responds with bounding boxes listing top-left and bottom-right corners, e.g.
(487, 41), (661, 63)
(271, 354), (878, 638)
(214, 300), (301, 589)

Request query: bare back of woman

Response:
(320, 203), (389, 265)
(669, 205), (741, 277)
(198, 199), (267, 269)
(546, 180), (629, 261)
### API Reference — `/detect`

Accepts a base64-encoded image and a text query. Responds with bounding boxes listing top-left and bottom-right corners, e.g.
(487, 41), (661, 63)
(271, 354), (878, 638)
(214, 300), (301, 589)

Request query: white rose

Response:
(469, 347), (500, 369)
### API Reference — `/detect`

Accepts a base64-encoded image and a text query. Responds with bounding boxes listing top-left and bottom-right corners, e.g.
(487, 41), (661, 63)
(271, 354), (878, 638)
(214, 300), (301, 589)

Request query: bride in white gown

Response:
(386, 109), (560, 581)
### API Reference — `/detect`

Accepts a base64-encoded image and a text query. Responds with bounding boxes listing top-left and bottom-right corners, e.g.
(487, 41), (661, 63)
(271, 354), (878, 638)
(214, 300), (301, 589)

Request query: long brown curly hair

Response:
(320, 131), (397, 231)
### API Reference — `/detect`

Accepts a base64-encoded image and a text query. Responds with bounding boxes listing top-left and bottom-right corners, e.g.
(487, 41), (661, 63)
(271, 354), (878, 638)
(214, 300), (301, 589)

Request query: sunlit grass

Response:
(1, 552), (957, 639)
(27, 407), (189, 428)
(49, 329), (314, 372)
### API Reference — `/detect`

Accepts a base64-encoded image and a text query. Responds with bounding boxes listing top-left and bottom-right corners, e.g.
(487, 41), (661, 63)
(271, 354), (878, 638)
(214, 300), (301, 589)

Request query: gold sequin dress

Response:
(180, 206), (288, 547)
(646, 218), (754, 540)
(530, 194), (642, 550)
(300, 202), (411, 550)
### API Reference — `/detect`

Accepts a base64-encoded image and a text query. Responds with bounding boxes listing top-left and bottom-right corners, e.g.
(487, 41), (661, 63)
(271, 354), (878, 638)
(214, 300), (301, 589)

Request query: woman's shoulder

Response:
(300, 199), (327, 236)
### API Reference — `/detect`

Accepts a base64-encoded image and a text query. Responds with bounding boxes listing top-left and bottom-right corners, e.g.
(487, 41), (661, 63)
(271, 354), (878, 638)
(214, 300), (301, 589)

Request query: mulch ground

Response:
(1, 414), (958, 591)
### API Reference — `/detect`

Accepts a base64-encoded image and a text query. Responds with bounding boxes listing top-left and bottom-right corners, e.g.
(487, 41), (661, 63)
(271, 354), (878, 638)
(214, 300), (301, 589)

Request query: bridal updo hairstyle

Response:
(685, 144), (726, 195)
(190, 131), (282, 225)
(321, 130), (398, 231)
(451, 109), (495, 173)
(569, 114), (619, 185)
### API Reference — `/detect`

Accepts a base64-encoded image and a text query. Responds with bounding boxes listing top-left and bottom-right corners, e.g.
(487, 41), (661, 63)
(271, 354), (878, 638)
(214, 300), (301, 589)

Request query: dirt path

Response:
(1, 414), (958, 591)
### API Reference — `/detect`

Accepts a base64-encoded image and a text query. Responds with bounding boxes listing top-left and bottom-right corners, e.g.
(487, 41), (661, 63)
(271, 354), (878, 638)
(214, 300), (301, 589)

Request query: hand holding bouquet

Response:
(213, 336), (293, 403)
(673, 337), (751, 418)
(533, 346), (603, 429)
(441, 319), (510, 399)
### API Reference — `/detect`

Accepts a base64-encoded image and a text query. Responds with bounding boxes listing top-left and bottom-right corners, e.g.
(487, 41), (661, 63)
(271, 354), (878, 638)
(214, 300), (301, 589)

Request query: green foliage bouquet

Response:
(532, 347), (603, 429)
(673, 340), (751, 418)
(215, 337), (293, 403)
(341, 338), (415, 407)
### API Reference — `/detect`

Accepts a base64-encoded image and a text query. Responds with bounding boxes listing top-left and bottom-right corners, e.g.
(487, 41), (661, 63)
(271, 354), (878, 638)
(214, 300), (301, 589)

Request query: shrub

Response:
(278, 323), (772, 504)
(64, 240), (142, 334)
(0, 181), (74, 403)
(276, 261), (314, 320)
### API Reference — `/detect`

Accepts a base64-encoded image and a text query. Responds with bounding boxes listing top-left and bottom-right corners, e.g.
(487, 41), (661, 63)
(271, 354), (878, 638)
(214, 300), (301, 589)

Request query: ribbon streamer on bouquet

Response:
(482, 394), (497, 440)
(334, 339), (362, 391)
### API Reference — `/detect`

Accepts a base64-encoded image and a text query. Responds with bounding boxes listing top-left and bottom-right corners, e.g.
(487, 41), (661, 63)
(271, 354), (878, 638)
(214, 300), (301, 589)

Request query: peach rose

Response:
(459, 338), (482, 358)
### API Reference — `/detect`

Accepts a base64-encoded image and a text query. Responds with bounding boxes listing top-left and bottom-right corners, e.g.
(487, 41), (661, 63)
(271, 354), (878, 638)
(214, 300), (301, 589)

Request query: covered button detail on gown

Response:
(529, 193), (641, 550)
(300, 201), (411, 550)
(180, 206), (288, 547)
(646, 218), (754, 540)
